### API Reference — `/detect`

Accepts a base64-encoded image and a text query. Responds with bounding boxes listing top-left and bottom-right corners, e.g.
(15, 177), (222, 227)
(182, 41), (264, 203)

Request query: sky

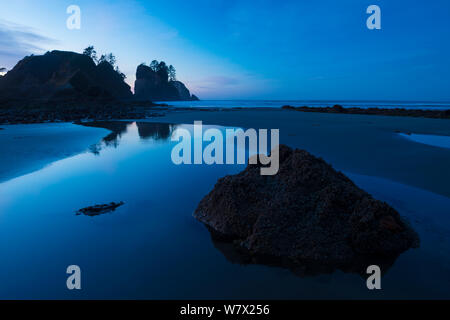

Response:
(0, 0), (449, 101)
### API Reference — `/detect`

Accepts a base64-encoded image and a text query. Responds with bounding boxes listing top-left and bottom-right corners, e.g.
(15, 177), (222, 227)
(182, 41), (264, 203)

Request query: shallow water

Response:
(399, 133), (450, 149)
(0, 122), (449, 299)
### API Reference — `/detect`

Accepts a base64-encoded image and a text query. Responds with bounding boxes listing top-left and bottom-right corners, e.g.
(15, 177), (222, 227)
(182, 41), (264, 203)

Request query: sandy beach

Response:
(142, 108), (450, 198)
(2, 108), (450, 199)
(1, 109), (450, 299)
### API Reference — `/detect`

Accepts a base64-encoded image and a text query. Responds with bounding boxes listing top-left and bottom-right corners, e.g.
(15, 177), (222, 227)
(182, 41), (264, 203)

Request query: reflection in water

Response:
(82, 121), (177, 154)
(1, 121), (450, 298)
(208, 230), (396, 278)
(137, 123), (173, 140)
(83, 121), (423, 279)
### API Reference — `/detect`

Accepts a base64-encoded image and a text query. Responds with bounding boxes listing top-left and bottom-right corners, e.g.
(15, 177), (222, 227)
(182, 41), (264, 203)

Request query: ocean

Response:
(156, 100), (450, 110)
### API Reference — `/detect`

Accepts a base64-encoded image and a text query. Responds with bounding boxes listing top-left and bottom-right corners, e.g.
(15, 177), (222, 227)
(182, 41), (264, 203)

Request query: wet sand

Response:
(142, 108), (450, 198)
(0, 112), (450, 298)
(1, 108), (449, 198)
(0, 123), (108, 183)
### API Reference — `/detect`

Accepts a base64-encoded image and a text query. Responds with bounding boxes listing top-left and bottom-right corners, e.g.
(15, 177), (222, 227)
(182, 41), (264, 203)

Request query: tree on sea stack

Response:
(83, 46), (126, 81)
(150, 60), (159, 72)
(83, 45), (98, 63)
(115, 66), (126, 80)
(99, 53), (116, 67)
(168, 65), (176, 81)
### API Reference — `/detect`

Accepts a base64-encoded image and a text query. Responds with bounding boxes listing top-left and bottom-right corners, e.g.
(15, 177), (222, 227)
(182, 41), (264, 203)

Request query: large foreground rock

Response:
(194, 145), (419, 272)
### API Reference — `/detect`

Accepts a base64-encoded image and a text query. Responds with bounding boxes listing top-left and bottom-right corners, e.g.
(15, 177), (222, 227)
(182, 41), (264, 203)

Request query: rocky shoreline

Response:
(0, 49), (199, 125)
(0, 99), (167, 125)
(282, 104), (450, 119)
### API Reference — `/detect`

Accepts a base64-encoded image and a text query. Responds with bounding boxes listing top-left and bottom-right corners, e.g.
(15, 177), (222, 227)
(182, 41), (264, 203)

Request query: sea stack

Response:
(0, 50), (132, 101)
(134, 63), (198, 101)
(194, 145), (419, 271)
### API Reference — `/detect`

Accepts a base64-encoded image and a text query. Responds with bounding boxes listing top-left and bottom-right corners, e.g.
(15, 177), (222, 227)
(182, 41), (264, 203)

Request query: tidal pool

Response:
(0, 122), (449, 299)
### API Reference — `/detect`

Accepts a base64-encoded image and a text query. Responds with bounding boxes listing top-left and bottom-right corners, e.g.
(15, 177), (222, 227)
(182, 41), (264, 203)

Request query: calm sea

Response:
(156, 100), (450, 110)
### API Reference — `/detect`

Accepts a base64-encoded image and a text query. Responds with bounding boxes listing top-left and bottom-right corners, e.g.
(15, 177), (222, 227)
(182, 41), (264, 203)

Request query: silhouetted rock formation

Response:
(282, 104), (450, 119)
(194, 145), (419, 272)
(0, 50), (132, 102)
(134, 64), (198, 101)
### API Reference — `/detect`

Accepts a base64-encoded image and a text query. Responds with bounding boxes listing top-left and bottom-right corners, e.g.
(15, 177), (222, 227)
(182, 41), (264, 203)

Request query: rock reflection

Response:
(208, 229), (397, 278)
(137, 122), (174, 140)
(81, 121), (177, 154)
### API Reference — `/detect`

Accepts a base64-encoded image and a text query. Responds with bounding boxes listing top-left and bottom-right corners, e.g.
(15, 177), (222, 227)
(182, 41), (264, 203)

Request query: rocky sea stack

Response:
(0, 50), (132, 102)
(194, 145), (419, 274)
(134, 63), (198, 101)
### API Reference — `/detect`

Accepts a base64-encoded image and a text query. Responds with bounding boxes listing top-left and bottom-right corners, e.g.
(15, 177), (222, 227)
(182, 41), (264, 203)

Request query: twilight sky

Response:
(0, 0), (449, 101)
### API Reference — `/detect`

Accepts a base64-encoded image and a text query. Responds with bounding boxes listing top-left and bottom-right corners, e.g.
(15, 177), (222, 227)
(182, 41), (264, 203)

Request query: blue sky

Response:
(0, 0), (449, 100)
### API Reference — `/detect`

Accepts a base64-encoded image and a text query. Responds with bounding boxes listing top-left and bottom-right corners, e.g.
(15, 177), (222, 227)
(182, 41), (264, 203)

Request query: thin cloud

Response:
(0, 20), (58, 69)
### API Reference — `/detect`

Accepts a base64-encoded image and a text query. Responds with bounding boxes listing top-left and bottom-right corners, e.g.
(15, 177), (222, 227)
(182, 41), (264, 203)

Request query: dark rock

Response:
(332, 104), (345, 112)
(283, 104), (450, 119)
(0, 50), (132, 101)
(171, 80), (192, 100)
(194, 145), (419, 272)
(281, 105), (296, 110)
(0, 98), (162, 125)
(76, 201), (124, 216)
(134, 64), (198, 101)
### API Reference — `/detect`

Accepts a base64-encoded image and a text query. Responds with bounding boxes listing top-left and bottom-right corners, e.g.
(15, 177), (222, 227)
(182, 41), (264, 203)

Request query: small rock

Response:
(76, 201), (124, 217)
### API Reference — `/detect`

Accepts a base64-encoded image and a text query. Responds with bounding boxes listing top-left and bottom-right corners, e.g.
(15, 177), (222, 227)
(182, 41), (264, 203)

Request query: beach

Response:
(2, 108), (450, 197)
(143, 108), (450, 198)
(1, 109), (450, 299)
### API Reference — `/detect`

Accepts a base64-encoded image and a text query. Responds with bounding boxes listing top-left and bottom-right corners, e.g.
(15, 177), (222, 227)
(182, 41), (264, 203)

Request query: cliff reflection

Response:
(82, 121), (176, 154)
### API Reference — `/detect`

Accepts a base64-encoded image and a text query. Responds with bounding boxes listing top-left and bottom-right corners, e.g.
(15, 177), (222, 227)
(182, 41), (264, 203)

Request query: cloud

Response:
(0, 20), (58, 69)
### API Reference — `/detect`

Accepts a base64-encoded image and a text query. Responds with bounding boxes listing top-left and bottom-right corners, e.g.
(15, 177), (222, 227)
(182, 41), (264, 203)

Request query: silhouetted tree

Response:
(107, 53), (116, 66)
(150, 60), (159, 72)
(156, 61), (169, 82)
(115, 66), (126, 80)
(168, 65), (176, 81)
(99, 53), (116, 67)
(83, 46), (98, 63)
(87, 49), (125, 80)
(157, 61), (167, 71)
